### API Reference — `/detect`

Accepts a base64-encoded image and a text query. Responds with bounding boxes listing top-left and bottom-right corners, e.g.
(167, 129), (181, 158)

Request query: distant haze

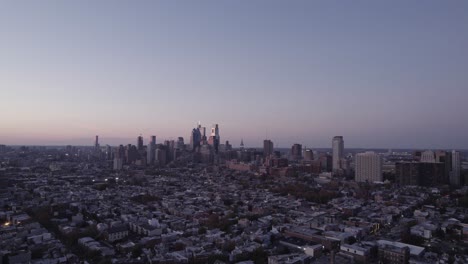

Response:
(1, 1), (467, 149)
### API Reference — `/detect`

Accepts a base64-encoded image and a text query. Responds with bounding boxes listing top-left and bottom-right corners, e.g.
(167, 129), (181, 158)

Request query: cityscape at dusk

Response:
(1, 1), (468, 264)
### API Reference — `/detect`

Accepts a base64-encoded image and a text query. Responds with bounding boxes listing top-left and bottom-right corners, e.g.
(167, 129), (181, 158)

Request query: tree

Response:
(198, 227), (207, 235)
(131, 245), (143, 258)
(347, 236), (357, 245)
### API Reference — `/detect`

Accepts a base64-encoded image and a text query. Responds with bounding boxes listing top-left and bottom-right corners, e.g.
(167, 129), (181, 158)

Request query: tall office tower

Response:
(177, 137), (185, 150)
(126, 145), (138, 164)
(94, 135), (100, 149)
(263, 140), (274, 158)
(113, 147), (123, 170)
(211, 124), (219, 139)
(451, 150), (461, 186)
(290, 143), (302, 160)
(113, 158), (123, 170)
(201, 127), (207, 143)
(225, 140), (232, 151)
(436, 150), (452, 184)
(209, 124), (220, 153)
(395, 162), (420, 186)
(190, 125), (202, 151)
(137, 135), (144, 151)
(105, 145), (112, 160)
(147, 135), (156, 165)
(355, 151), (382, 182)
(332, 136), (344, 172)
(156, 147), (166, 166)
(303, 149), (314, 161)
(320, 154), (333, 172)
(168, 140), (176, 161)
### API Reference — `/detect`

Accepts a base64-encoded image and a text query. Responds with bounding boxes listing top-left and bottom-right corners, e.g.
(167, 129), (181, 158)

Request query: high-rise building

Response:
(303, 149), (314, 161)
(319, 154), (333, 172)
(451, 150), (461, 186)
(166, 140), (176, 162)
(435, 150), (452, 184)
(113, 146), (124, 170)
(177, 137), (185, 150)
(105, 145), (112, 160)
(156, 147), (166, 166)
(420, 150), (436, 163)
(396, 162), (446, 186)
(395, 162), (420, 186)
(263, 140), (274, 158)
(147, 135), (156, 165)
(290, 143), (302, 160)
(200, 126), (207, 144)
(190, 125), (202, 151)
(208, 124), (220, 153)
(113, 158), (123, 170)
(137, 135), (144, 151)
(94, 135), (100, 150)
(225, 140), (232, 151)
(355, 151), (382, 182)
(332, 136), (344, 172)
(118, 145), (125, 160)
(126, 144), (138, 164)
(419, 162), (446, 186)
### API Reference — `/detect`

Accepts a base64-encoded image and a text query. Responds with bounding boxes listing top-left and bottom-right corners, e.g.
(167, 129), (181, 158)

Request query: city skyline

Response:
(4, 130), (468, 151)
(1, 1), (468, 148)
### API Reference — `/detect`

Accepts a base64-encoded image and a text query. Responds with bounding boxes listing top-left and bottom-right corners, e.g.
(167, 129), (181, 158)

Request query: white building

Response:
(420, 150), (436, 163)
(355, 151), (382, 182)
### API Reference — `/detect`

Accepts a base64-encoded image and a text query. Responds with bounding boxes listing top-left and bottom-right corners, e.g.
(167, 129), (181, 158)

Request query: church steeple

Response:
(240, 139), (244, 150)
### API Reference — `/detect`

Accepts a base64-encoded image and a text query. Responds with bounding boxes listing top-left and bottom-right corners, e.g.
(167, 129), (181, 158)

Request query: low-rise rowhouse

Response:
(105, 225), (129, 242)
(129, 222), (162, 236)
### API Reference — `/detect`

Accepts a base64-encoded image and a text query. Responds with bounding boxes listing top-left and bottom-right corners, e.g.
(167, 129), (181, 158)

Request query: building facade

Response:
(355, 151), (382, 182)
(332, 136), (344, 172)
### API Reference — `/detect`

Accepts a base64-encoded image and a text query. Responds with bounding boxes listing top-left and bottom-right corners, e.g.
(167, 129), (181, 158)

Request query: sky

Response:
(0, 1), (467, 149)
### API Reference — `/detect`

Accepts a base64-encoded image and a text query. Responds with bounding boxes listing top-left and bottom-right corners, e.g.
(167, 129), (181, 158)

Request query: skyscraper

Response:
(396, 162), (445, 186)
(177, 137), (185, 150)
(355, 151), (382, 182)
(156, 147), (166, 166)
(190, 126), (202, 151)
(208, 124), (220, 153)
(105, 145), (112, 160)
(113, 146), (124, 170)
(290, 143), (302, 160)
(332, 136), (344, 172)
(147, 135), (156, 165)
(94, 135), (100, 149)
(451, 150), (461, 186)
(303, 149), (314, 161)
(137, 135), (144, 151)
(263, 140), (274, 158)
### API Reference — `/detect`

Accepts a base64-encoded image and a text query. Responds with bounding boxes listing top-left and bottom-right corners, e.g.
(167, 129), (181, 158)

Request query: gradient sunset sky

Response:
(1, 1), (467, 148)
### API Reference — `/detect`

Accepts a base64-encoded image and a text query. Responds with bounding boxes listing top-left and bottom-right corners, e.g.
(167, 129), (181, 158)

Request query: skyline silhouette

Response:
(1, 1), (468, 148)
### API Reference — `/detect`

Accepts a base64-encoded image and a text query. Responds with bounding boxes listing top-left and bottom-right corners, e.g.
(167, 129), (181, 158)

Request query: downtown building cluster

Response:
(92, 125), (465, 188)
